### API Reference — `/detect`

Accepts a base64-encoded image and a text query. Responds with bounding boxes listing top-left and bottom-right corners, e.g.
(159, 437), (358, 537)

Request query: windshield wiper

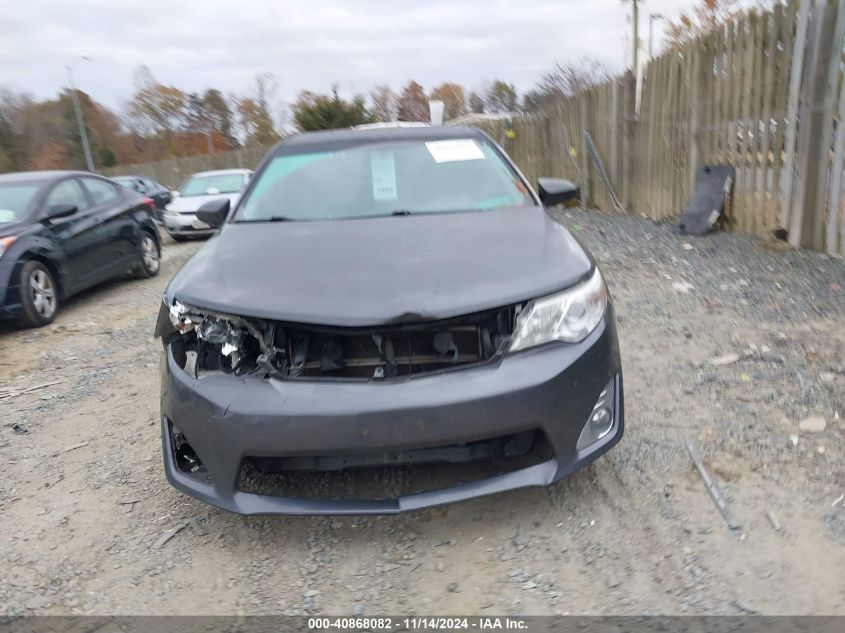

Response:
(390, 210), (412, 216)
(237, 215), (294, 223)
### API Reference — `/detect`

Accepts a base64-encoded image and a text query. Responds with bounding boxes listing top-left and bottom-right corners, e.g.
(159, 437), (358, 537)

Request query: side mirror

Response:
(537, 177), (579, 207)
(46, 203), (78, 220)
(171, 190), (181, 198)
(196, 198), (230, 228)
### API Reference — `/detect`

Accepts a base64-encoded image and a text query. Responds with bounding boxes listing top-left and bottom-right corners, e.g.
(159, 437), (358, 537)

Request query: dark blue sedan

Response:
(0, 170), (161, 327)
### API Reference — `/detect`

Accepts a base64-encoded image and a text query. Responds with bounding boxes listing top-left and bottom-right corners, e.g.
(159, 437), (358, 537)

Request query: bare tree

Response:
(429, 82), (468, 120)
(468, 91), (485, 114)
(370, 85), (398, 122)
(397, 81), (430, 122)
(664, 0), (745, 49)
(485, 80), (518, 114)
(536, 57), (611, 102)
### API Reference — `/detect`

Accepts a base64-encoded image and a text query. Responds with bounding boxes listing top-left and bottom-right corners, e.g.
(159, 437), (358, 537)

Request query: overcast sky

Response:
(1, 0), (696, 115)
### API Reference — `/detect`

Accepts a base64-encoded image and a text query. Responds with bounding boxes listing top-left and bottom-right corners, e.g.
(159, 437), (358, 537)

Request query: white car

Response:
(163, 169), (252, 240)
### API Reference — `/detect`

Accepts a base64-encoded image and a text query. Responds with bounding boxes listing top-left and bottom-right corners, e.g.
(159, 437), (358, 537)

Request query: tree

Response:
(292, 87), (371, 131)
(127, 66), (188, 137)
(237, 74), (280, 145)
(521, 89), (543, 112)
(203, 89), (237, 147)
(397, 81), (430, 122)
(370, 85), (398, 122)
(468, 91), (485, 114)
(0, 110), (16, 171)
(524, 57), (612, 110)
(0, 90), (25, 171)
(429, 82), (467, 121)
(65, 90), (122, 169)
(485, 81), (518, 114)
(0, 86), (123, 170)
(664, 0), (743, 49)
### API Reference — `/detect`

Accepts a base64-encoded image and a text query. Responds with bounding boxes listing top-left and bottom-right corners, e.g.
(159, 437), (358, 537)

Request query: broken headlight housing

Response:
(509, 268), (607, 353)
(165, 300), (267, 375)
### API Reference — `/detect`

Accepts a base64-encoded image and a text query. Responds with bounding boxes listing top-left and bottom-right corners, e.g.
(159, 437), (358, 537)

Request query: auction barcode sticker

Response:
(426, 139), (485, 163)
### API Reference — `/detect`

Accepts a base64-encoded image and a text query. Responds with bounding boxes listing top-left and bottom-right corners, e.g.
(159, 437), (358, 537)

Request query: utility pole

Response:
(630, 0), (639, 73)
(649, 13), (664, 58)
(66, 57), (95, 172)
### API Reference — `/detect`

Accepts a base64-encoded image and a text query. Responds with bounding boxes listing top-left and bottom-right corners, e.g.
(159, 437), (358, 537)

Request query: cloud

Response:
(0, 0), (696, 113)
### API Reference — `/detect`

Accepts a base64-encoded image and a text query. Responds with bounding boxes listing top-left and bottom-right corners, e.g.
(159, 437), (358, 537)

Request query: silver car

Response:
(163, 169), (252, 240)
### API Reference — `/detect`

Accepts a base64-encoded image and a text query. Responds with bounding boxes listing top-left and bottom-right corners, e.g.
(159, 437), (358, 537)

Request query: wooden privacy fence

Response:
(470, 0), (845, 256)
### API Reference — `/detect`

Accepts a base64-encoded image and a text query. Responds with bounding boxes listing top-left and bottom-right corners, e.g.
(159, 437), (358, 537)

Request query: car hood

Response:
(165, 206), (593, 326)
(167, 193), (241, 213)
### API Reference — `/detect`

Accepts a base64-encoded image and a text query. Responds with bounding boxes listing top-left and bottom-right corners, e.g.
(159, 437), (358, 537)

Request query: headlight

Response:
(0, 236), (16, 258)
(509, 268), (607, 352)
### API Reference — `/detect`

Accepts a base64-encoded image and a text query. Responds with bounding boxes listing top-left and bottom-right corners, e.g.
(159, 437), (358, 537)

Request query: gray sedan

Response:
(162, 169), (251, 240)
(155, 126), (623, 515)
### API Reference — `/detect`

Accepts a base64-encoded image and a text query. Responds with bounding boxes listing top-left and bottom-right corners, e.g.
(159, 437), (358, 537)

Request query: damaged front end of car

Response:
(154, 298), (521, 381)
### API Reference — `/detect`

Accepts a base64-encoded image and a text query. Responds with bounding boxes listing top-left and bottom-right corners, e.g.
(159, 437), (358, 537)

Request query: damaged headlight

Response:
(168, 300), (203, 334)
(509, 268), (607, 353)
(198, 316), (244, 358)
(163, 300), (266, 375)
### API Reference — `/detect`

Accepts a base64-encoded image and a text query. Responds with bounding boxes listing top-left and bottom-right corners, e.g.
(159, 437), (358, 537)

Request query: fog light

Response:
(590, 407), (612, 433)
(576, 378), (616, 451)
(169, 421), (208, 479)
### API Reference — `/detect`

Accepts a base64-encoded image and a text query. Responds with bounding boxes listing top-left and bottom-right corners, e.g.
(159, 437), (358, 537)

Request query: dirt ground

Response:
(1, 209), (843, 616)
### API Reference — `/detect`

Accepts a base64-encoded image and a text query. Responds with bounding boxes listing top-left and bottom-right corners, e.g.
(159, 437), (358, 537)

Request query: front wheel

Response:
(132, 231), (161, 279)
(16, 260), (59, 328)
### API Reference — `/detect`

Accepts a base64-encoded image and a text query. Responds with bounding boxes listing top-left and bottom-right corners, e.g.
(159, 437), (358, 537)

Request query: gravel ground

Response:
(0, 210), (843, 616)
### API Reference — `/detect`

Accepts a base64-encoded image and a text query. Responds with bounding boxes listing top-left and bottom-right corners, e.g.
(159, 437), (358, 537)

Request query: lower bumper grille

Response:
(238, 430), (552, 501)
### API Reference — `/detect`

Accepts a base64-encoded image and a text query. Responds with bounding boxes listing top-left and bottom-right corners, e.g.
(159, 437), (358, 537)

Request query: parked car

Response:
(155, 126), (623, 515)
(112, 175), (172, 221)
(162, 168), (252, 240)
(0, 170), (160, 327)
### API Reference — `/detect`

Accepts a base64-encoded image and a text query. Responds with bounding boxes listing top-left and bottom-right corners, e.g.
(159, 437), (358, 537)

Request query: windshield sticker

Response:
(426, 139), (485, 163)
(0, 210), (15, 223)
(371, 150), (397, 200)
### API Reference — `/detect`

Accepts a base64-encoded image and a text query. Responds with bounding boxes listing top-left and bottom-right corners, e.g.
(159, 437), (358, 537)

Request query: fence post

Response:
(688, 38), (707, 196)
(621, 70), (637, 212)
(788, 0), (841, 247)
(780, 0), (812, 231)
(811, 0), (845, 248)
(579, 93), (591, 206)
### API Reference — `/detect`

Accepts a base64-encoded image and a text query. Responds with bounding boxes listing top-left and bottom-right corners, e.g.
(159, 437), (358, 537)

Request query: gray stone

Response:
(798, 416), (826, 434)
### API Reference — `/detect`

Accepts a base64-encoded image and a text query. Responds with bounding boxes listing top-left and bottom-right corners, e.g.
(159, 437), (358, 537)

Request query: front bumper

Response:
(160, 312), (624, 515)
(0, 259), (20, 320)
(162, 212), (215, 237)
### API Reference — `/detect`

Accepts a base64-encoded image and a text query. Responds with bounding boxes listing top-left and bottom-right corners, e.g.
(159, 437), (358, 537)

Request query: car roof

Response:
(278, 125), (486, 152)
(0, 170), (93, 184)
(190, 169), (252, 177)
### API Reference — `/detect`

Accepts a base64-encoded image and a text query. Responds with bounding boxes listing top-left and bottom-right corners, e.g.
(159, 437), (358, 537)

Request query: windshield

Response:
(0, 182), (42, 223)
(180, 173), (245, 196)
(236, 138), (533, 222)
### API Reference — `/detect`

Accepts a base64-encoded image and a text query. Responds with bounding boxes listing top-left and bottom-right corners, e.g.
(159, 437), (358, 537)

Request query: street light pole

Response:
(630, 0), (639, 73)
(66, 58), (95, 172)
(649, 13), (664, 59)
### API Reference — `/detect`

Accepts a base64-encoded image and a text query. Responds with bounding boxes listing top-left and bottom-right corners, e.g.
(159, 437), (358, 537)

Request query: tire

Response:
(132, 231), (161, 279)
(16, 260), (59, 328)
